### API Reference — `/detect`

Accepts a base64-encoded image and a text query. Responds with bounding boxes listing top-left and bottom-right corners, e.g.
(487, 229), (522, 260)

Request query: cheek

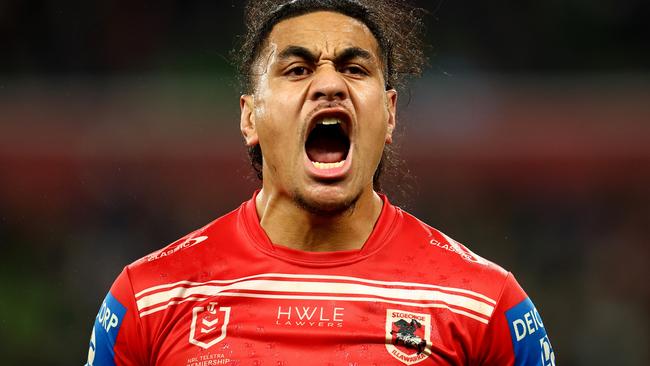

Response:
(255, 100), (300, 158)
(352, 82), (388, 115)
(354, 90), (389, 136)
(260, 84), (300, 121)
(260, 85), (306, 135)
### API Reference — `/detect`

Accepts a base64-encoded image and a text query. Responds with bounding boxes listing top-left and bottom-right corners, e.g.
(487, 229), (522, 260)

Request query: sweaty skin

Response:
(239, 11), (397, 252)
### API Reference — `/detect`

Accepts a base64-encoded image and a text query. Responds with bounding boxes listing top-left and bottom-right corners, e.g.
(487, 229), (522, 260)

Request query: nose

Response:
(308, 66), (348, 101)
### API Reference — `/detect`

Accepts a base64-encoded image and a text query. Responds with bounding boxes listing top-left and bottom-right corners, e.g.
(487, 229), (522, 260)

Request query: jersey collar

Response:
(240, 190), (401, 267)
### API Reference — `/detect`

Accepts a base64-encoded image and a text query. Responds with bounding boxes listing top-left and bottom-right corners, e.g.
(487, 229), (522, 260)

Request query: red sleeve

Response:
(85, 267), (148, 366)
(479, 273), (556, 366)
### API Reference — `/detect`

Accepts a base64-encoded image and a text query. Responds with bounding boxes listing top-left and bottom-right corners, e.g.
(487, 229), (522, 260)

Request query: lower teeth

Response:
(312, 160), (345, 169)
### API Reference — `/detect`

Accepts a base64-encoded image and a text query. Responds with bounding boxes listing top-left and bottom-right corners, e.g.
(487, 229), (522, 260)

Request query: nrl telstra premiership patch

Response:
(505, 298), (555, 366)
(86, 292), (127, 366)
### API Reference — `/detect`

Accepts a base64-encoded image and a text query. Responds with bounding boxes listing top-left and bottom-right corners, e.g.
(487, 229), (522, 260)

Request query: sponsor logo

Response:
(275, 305), (344, 327)
(429, 237), (486, 265)
(147, 236), (209, 261)
(189, 302), (231, 349)
(86, 292), (126, 366)
(506, 298), (555, 366)
(385, 309), (431, 365)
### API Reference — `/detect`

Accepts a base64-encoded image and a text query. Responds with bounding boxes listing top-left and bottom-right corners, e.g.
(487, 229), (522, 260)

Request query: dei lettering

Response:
(506, 298), (556, 366)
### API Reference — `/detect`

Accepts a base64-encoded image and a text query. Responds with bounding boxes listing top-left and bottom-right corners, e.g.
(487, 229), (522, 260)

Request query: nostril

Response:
(309, 69), (348, 101)
(312, 89), (347, 101)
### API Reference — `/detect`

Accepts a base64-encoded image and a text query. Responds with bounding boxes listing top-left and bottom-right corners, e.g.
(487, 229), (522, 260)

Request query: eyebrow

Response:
(277, 45), (375, 65)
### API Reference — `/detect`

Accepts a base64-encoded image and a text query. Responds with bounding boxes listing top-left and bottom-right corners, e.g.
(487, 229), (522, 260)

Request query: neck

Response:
(254, 187), (384, 252)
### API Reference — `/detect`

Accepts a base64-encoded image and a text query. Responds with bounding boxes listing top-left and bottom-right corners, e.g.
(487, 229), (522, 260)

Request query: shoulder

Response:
(141, 205), (240, 264)
(124, 202), (246, 288)
(395, 209), (512, 294)
(398, 209), (507, 271)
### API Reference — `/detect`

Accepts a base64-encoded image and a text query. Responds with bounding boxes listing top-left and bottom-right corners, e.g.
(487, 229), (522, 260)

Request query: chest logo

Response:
(189, 302), (231, 349)
(385, 309), (432, 365)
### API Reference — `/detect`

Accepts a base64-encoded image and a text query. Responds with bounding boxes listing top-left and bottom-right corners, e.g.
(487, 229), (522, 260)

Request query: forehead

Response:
(267, 11), (380, 56)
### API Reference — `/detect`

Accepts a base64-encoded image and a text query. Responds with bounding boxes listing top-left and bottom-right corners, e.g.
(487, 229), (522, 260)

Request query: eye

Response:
(286, 66), (312, 77)
(340, 65), (368, 76)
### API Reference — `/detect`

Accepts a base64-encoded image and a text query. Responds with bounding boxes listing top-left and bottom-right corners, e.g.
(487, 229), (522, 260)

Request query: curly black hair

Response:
(233, 0), (427, 193)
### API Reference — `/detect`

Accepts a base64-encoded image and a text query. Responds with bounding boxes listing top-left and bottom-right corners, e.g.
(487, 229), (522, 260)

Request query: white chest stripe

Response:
(134, 274), (496, 323)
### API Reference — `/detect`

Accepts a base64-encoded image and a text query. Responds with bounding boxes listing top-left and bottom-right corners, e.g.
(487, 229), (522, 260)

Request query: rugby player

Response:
(85, 1), (555, 365)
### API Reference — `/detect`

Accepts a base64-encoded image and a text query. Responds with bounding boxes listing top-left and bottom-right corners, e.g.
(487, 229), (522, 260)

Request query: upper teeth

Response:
(318, 118), (341, 125)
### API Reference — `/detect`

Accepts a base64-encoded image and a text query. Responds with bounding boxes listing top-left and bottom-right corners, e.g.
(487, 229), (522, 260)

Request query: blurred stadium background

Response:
(1, 1), (649, 365)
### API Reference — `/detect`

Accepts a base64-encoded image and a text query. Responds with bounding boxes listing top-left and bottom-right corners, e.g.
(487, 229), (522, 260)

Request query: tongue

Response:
(306, 137), (347, 163)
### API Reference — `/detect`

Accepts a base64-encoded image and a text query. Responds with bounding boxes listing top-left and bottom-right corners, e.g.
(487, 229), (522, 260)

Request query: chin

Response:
(291, 186), (362, 217)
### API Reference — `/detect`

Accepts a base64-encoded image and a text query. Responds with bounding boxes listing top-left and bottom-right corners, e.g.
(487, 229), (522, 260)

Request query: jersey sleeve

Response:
(479, 272), (556, 366)
(85, 266), (147, 366)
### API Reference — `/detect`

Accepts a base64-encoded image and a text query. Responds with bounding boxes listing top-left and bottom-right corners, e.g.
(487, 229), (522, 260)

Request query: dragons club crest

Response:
(385, 309), (432, 365)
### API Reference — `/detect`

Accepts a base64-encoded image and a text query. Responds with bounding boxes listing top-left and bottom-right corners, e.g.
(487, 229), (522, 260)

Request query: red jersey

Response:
(86, 193), (555, 366)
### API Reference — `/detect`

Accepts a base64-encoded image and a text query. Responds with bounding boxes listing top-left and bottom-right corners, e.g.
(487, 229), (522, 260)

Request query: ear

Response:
(384, 89), (397, 144)
(240, 94), (259, 146)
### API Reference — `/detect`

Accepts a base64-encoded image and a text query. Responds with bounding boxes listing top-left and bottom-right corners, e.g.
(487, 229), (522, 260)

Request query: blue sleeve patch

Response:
(505, 298), (555, 366)
(86, 292), (127, 366)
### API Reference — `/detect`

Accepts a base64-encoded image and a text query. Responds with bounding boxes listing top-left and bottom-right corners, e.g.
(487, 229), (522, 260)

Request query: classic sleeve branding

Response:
(505, 298), (555, 366)
(86, 292), (127, 366)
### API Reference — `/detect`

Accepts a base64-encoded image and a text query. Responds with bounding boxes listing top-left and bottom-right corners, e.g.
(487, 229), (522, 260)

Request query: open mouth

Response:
(305, 117), (351, 170)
